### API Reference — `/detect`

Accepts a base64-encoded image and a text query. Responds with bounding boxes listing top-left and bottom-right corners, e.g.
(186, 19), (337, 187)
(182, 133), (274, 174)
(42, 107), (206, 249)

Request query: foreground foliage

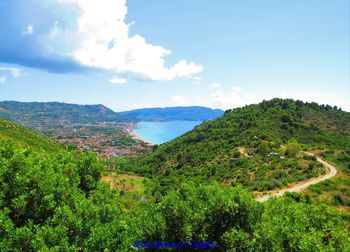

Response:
(0, 141), (349, 251)
(0, 142), (123, 251)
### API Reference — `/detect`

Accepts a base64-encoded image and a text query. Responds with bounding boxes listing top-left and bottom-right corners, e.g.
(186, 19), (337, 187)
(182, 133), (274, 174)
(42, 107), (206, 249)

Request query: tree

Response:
(233, 150), (241, 158)
(254, 197), (350, 251)
(76, 152), (103, 194)
(286, 139), (301, 157)
(256, 141), (270, 155)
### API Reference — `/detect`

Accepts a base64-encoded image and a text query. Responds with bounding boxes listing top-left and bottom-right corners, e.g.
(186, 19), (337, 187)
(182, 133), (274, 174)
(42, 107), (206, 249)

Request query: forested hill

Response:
(134, 99), (350, 176)
(118, 106), (224, 121)
(0, 117), (61, 152)
(0, 101), (124, 129)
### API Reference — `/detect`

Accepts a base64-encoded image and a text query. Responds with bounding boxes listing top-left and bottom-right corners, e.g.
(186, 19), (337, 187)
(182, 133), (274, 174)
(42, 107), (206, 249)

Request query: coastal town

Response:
(45, 122), (152, 157)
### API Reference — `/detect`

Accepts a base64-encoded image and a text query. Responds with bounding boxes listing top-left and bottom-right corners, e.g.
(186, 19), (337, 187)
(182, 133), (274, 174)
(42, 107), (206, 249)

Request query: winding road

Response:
(256, 151), (338, 202)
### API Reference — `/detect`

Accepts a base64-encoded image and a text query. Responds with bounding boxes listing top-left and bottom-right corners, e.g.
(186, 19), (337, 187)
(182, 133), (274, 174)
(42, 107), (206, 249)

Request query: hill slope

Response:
(122, 99), (350, 193)
(0, 117), (61, 152)
(0, 101), (124, 130)
(118, 106), (224, 121)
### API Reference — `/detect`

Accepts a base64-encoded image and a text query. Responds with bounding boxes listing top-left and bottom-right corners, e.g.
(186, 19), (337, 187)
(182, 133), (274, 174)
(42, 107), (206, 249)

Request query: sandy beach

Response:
(126, 124), (154, 146)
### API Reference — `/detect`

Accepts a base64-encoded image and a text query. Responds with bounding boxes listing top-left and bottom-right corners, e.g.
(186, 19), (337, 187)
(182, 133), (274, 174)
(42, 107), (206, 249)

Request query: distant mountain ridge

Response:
(0, 101), (224, 131)
(118, 106), (224, 121)
(0, 101), (124, 130)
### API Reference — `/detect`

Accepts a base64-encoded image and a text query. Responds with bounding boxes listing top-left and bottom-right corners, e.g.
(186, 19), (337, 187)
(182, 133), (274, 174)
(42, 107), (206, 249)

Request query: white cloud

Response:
(211, 88), (261, 110)
(209, 85), (252, 109)
(209, 87), (350, 111)
(186, 76), (201, 84)
(171, 96), (189, 106)
(289, 91), (350, 112)
(231, 86), (243, 92)
(0, 67), (23, 77)
(59, 0), (203, 81)
(210, 82), (221, 88)
(109, 77), (127, 84)
(22, 24), (33, 35)
(0, 67), (24, 84)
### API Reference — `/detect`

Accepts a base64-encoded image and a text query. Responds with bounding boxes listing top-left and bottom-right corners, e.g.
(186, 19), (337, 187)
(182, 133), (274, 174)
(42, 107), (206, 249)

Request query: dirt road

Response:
(256, 151), (337, 202)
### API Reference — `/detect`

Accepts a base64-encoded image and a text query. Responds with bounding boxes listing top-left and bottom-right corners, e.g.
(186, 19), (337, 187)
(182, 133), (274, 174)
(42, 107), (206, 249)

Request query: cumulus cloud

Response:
(61, 0), (203, 81)
(211, 86), (261, 109)
(109, 77), (127, 84)
(0, 0), (203, 80)
(171, 96), (190, 106)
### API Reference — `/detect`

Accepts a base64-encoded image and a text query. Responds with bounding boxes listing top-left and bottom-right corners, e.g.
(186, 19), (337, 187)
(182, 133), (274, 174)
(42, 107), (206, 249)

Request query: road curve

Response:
(256, 151), (338, 202)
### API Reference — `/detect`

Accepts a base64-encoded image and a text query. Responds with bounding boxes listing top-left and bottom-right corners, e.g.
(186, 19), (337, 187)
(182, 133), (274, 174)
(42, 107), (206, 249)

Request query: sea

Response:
(133, 120), (202, 144)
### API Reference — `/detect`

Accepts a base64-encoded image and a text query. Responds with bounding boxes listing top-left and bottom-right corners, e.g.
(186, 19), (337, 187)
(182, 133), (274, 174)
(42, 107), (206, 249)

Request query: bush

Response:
(286, 139), (301, 157)
(303, 154), (317, 161)
(256, 141), (270, 155)
(333, 193), (346, 205)
(233, 151), (241, 158)
(0, 142), (126, 251)
(254, 198), (350, 251)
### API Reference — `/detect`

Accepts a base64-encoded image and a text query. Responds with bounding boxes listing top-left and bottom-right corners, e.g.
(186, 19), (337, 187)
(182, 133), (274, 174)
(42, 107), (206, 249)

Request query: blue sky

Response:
(0, 0), (349, 111)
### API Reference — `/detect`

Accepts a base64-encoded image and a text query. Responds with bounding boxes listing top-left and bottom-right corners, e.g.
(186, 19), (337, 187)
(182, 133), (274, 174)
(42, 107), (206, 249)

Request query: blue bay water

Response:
(133, 121), (202, 144)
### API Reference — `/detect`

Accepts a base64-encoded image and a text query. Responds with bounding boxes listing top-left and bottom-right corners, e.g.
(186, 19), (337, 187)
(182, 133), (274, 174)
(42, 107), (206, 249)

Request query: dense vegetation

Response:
(118, 106), (224, 121)
(303, 148), (350, 213)
(0, 141), (125, 251)
(0, 141), (348, 251)
(118, 99), (350, 195)
(134, 184), (349, 251)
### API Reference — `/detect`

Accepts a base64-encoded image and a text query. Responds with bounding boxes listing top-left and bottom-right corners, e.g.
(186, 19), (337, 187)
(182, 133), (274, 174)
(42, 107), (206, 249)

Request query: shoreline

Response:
(127, 124), (154, 146)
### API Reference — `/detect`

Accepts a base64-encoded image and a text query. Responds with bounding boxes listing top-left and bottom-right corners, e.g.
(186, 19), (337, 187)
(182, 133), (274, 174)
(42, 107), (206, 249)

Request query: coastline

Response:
(127, 123), (154, 146)
(127, 121), (202, 146)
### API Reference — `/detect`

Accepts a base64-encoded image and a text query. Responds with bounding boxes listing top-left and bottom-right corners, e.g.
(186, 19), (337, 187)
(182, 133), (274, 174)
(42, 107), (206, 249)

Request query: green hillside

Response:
(119, 99), (350, 193)
(0, 117), (61, 152)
